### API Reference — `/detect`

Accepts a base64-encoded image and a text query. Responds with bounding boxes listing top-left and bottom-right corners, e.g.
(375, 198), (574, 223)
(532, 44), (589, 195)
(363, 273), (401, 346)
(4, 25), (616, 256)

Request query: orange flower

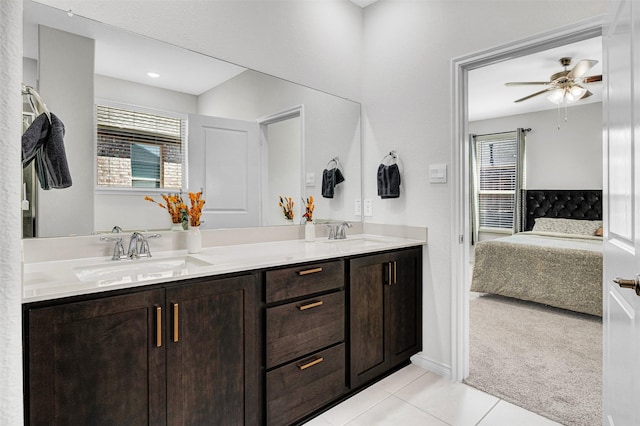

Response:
(279, 195), (295, 220)
(303, 196), (315, 222)
(145, 193), (187, 224)
(187, 191), (205, 227)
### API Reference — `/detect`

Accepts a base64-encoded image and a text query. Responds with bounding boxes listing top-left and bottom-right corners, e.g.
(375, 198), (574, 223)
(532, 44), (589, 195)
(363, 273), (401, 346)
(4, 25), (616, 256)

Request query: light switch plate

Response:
(429, 163), (447, 183)
(354, 199), (362, 216)
(364, 199), (373, 217)
(305, 172), (316, 187)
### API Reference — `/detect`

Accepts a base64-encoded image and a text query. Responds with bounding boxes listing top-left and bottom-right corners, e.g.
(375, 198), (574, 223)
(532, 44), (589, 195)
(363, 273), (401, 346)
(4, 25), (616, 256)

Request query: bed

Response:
(470, 190), (603, 316)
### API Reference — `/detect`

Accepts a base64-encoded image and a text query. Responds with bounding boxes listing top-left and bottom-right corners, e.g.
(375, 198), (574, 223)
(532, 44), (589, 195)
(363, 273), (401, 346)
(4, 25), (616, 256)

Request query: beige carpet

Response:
(464, 294), (602, 426)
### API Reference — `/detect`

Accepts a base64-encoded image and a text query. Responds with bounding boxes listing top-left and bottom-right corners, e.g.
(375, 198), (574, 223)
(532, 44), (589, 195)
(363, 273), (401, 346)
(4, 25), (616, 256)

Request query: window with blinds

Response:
(96, 104), (185, 189)
(475, 134), (517, 230)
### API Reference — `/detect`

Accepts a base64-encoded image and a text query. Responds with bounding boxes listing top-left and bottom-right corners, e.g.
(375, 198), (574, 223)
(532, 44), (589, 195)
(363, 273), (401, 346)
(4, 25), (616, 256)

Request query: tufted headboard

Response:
(523, 189), (603, 232)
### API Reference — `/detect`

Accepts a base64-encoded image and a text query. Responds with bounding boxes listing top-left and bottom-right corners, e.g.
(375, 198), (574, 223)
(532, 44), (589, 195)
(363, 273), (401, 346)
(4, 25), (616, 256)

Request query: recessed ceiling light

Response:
(147, 72), (160, 78)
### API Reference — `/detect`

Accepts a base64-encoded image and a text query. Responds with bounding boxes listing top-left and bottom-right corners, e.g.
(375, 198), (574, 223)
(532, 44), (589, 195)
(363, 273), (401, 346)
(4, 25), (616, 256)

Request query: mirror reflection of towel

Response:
(22, 112), (72, 190)
(377, 164), (400, 199)
(322, 167), (345, 198)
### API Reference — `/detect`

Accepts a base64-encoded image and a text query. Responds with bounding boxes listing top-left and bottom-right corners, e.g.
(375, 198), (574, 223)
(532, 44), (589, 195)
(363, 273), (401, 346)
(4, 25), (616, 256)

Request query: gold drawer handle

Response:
(298, 300), (323, 311)
(298, 357), (324, 370)
(298, 267), (323, 276)
(156, 306), (162, 348)
(173, 302), (179, 343)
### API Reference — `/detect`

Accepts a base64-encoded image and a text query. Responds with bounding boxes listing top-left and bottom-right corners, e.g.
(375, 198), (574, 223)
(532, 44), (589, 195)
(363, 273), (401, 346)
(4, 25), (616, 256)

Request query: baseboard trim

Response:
(411, 353), (451, 379)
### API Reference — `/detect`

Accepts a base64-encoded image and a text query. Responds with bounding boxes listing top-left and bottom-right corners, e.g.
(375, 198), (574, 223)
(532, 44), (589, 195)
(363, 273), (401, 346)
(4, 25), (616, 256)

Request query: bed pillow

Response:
(533, 218), (603, 236)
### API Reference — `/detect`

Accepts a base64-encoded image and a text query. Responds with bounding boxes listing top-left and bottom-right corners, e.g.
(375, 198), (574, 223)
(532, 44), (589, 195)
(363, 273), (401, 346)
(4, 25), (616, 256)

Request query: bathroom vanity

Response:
(22, 234), (423, 425)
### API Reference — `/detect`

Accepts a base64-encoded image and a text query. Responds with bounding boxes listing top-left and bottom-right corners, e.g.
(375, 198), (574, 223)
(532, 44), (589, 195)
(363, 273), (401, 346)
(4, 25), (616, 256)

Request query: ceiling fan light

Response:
(568, 85), (587, 103)
(547, 89), (565, 105)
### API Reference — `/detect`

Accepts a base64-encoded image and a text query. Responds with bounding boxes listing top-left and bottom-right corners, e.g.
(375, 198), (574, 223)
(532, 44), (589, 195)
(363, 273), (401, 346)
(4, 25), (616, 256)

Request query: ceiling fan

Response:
(505, 57), (602, 104)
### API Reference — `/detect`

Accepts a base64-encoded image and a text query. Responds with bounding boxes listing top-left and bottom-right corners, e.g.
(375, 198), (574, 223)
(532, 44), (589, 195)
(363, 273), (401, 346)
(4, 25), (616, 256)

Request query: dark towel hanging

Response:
(22, 112), (72, 190)
(322, 167), (345, 198)
(377, 163), (401, 199)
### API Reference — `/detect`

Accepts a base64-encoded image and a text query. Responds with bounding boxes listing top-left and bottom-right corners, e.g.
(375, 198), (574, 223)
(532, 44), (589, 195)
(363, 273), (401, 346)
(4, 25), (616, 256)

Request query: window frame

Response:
(94, 99), (188, 195)
(473, 132), (521, 234)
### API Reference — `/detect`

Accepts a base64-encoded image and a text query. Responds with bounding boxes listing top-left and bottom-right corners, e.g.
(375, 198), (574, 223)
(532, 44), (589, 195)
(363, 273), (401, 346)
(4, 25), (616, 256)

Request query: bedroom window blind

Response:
(96, 104), (186, 190)
(471, 129), (526, 236)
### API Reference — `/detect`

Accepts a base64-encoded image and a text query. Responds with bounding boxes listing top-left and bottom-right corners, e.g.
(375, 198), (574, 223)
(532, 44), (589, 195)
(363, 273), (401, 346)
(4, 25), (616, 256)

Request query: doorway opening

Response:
(451, 17), (604, 422)
(258, 106), (305, 226)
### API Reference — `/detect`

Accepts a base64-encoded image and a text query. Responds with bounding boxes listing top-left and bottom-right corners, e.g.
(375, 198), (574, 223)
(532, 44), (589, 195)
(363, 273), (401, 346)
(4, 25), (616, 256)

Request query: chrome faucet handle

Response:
(100, 235), (127, 261)
(326, 224), (337, 240)
(336, 222), (352, 239)
(139, 234), (161, 258)
(111, 225), (123, 233)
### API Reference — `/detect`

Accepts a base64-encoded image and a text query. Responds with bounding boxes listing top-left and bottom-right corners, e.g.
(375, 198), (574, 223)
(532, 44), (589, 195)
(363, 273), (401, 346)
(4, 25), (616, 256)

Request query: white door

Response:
(188, 114), (260, 228)
(603, 0), (640, 424)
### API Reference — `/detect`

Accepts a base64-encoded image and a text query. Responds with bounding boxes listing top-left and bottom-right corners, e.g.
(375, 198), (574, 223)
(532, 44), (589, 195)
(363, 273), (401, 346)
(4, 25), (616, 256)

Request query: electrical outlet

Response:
(364, 199), (373, 217)
(354, 199), (362, 216)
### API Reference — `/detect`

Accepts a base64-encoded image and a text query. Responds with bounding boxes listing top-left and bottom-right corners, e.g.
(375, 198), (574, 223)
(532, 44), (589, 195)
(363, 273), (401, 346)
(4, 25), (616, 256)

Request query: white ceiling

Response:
(469, 36), (603, 122)
(24, 1), (246, 96)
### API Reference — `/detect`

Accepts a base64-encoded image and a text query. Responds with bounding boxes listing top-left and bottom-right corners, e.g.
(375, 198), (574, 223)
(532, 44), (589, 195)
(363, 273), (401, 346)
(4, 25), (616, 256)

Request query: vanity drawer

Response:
(267, 290), (344, 368)
(265, 260), (344, 303)
(267, 343), (346, 426)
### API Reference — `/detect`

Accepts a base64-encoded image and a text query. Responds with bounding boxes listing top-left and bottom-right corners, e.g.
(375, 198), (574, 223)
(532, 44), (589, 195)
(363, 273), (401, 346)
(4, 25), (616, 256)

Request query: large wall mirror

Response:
(23, 0), (362, 238)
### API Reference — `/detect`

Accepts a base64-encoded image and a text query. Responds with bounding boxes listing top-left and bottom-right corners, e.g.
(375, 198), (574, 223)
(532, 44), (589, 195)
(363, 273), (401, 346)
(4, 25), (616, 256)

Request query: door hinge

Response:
(458, 234), (464, 244)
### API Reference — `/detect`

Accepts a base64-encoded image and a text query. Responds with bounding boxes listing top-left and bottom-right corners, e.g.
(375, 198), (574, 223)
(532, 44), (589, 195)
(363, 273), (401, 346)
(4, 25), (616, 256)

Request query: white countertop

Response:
(23, 234), (424, 303)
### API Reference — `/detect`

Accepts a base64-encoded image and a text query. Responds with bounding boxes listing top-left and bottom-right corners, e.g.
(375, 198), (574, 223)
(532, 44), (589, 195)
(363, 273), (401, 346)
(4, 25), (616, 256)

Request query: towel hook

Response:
(382, 151), (400, 165)
(326, 156), (341, 169)
(22, 84), (51, 123)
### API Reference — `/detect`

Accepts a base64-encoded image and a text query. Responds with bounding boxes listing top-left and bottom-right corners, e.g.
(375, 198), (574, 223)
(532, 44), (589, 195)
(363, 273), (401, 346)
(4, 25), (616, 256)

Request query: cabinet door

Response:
(387, 248), (422, 367)
(349, 252), (390, 388)
(27, 289), (166, 426)
(166, 274), (259, 426)
(349, 248), (423, 389)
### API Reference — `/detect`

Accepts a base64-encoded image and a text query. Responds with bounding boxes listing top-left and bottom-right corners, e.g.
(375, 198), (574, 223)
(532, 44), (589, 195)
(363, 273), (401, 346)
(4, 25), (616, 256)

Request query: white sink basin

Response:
(73, 256), (212, 286)
(321, 236), (388, 249)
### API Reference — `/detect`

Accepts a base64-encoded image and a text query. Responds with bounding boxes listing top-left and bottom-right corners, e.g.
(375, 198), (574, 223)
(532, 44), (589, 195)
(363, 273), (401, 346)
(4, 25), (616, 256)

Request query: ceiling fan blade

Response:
(514, 88), (552, 103)
(581, 90), (594, 100)
(567, 59), (598, 79)
(582, 75), (602, 83)
(505, 81), (549, 86)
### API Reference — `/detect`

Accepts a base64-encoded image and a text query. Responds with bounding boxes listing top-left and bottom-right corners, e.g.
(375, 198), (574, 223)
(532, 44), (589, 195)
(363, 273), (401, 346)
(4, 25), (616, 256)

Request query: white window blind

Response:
(476, 134), (517, 230)
(96, 104), (185, 189)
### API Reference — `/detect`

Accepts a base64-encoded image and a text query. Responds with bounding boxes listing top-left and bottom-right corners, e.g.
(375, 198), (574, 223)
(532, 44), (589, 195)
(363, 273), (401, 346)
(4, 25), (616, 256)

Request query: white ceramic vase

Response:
(305, 221), (316, 242)
(187, 226), (202, 253)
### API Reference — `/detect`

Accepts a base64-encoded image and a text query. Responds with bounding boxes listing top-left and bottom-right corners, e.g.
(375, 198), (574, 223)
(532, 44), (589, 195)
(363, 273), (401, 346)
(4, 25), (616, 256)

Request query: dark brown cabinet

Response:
(166, 275), (259, 425)
(264, 261), (347, 426)
(349, 247), (422, 388)
(25, 273), (259, 426)
(24, 245), (423, 426)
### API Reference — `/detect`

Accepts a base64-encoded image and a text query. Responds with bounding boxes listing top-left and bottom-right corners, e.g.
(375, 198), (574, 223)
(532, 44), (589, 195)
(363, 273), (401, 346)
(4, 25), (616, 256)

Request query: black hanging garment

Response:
(322, 167), (345, 198)
(22, 112), (72, 190)
(377, 163), (400, 199)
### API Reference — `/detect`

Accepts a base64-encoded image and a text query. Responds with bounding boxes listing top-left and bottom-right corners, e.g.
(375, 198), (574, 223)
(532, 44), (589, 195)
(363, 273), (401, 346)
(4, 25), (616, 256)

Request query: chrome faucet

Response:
(336, 222), (352, 239)
(326, 222), (352, 240)
(127, 232), (161, 259)
(102, 231), (161, 260)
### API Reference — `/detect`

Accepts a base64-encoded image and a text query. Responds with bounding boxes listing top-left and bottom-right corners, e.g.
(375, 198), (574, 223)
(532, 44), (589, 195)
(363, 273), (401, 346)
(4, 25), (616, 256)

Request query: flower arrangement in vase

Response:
(278, 196), (295, 222)
(186, 191), (205, 253)
(302, 196), (314, 223)
(302, 196), (316, 241)
(145, 193), (188, 230)
(188, 191), (205, 227)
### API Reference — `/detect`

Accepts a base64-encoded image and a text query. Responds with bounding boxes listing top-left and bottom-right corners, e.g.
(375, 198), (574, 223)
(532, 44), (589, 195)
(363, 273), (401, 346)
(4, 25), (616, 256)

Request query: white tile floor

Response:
(303, 364), (561, 426)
